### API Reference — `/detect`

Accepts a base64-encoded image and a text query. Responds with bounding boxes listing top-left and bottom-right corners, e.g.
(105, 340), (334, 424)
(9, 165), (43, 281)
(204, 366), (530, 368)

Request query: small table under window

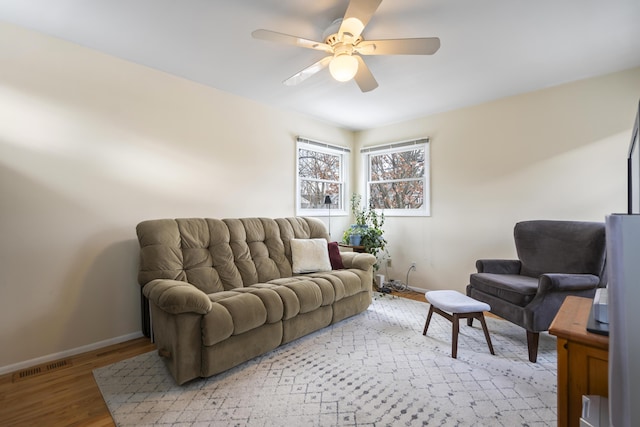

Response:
(338, 244), (366, 253)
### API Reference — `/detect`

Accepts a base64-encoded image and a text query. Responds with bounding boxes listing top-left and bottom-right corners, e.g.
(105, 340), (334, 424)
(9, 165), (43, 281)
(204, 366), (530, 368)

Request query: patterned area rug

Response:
(94, 294), (557, 426)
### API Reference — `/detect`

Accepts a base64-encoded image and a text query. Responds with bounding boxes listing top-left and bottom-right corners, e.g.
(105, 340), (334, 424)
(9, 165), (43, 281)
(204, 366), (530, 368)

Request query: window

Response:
(296, 137), (349, 216)
(362, 138), (430, 216)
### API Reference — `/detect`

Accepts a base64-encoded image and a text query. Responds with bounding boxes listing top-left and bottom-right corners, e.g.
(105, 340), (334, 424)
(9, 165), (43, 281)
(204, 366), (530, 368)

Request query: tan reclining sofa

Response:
(136, 217), (376, 384)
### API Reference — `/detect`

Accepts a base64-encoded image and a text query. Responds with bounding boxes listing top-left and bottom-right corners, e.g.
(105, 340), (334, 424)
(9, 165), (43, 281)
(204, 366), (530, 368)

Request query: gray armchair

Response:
(466, 220), (607, 362)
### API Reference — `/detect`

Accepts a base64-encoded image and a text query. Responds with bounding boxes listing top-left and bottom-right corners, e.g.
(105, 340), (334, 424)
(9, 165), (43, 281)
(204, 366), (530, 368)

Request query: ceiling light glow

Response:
(329, 54), (358, 82)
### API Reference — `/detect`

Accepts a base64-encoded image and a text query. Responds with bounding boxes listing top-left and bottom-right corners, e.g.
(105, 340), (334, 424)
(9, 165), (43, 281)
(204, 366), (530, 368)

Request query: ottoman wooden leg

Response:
(424, 290), (494, 358)
(478, 313), (495, 355)
(452, 313), (460, 358)
(423, 306), (435, 335)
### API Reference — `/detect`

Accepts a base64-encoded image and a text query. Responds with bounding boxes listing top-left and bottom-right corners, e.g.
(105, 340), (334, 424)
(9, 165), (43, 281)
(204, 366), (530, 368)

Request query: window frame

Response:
(361, 138), (430, 217)
(296, 137), (350, 217)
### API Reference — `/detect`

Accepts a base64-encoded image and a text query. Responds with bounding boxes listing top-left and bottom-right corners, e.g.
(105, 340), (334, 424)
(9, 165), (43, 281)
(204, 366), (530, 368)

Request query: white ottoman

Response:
(422, 290), (495, 358)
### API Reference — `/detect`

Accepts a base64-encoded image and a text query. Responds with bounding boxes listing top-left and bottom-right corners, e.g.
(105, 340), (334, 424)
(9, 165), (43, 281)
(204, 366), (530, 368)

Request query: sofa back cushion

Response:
(137, 217), (330, 293)
(514, 220), (606, 280)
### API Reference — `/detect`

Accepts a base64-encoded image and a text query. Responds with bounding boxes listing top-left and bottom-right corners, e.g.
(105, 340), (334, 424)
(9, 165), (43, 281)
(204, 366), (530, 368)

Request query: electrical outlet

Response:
(410, 262), (417, 270)
(386, 258), (392, 267)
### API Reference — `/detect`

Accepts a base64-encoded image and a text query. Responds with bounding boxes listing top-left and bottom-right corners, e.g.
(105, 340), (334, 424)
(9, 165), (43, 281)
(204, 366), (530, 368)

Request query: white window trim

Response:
(361, 138), (430, 217)
(296, 137), (350, 217)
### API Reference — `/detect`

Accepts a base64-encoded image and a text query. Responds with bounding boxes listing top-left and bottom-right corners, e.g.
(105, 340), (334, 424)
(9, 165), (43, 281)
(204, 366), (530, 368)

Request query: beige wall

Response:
(2, 20), (639, 373)
(356, 67), (640, 293)
(0, 23), (353, 372)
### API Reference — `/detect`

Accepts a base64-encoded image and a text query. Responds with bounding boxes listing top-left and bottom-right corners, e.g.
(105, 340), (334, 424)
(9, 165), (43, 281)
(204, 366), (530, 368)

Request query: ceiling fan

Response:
(251, 0), (440, 92)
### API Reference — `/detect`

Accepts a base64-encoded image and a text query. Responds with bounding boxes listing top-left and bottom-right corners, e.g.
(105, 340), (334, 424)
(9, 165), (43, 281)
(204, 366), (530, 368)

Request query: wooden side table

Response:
(338, 243), (366, 253)
(549, 296), (609, 427)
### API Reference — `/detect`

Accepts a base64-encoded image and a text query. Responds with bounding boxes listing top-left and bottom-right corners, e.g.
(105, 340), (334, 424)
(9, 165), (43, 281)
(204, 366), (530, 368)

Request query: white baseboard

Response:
(0, 331), (144, 376)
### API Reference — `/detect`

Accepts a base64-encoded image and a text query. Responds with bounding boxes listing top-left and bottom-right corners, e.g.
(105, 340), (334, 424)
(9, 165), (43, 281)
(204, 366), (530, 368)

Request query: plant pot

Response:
(349, 234), (362, 246)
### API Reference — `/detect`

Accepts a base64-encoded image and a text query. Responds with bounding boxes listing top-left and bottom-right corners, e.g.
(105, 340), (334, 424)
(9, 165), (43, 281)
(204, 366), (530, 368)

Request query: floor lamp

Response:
(324, 195), (332, 239)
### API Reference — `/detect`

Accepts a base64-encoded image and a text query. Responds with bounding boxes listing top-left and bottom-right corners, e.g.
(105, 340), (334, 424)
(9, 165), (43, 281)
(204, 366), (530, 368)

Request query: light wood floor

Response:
(0, 337), (156, 426)
(0, 290), (426, 426)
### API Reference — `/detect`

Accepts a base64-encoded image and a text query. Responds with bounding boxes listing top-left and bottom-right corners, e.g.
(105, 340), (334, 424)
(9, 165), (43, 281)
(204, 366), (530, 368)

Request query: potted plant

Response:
(346, 226), (364, 246)
(342, 194), (387, 258)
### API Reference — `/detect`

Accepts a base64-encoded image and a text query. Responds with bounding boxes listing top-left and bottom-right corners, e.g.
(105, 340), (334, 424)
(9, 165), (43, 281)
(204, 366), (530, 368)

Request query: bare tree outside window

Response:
(363, 140), (430, 216)
(299, 149), (340, 208)
(296, 138), (349, 215)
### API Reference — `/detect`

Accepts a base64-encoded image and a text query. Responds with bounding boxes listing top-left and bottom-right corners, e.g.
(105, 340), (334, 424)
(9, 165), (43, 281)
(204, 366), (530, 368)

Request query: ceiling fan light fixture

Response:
(252, 0), (440, 92)
(329, 54), (358, 82)
(341, 17), (364, 39)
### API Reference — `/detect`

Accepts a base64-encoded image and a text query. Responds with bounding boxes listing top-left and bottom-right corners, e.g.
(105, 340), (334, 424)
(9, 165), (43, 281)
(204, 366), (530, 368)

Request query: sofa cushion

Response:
(305, 269), (369, 299)
(202, 292), (269, 344)
(328, 241), (345, 270)
(230, 288), (284, 323)
(469, 273), (538, 307)
(290, 238), (331, 273)
(224, 218), (286, 286)
(254, 284), (300, 320)
(283, 280), (323, 314)
(217, 293), (267, 335)
(515, 220), (606, 279)
(180, 218), (239, 292)
(265, 277), (335, 306)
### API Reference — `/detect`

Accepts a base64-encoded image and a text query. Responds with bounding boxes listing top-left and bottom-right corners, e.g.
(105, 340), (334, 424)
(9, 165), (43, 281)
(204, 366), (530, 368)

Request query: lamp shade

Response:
(329, 54), (358, 82)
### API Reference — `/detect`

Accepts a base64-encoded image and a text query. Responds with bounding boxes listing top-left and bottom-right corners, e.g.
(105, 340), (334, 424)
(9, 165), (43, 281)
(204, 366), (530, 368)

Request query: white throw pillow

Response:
(290, 238), (332, 274)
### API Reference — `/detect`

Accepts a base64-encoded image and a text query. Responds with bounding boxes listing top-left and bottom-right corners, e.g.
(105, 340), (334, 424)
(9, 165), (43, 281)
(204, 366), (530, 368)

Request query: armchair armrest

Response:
(524, 273), (602, 332)
(143, 279), (212, 314)
(537, 273), (601, 294)
(476, 259), (521, 274)
(340, 252), (377, 271)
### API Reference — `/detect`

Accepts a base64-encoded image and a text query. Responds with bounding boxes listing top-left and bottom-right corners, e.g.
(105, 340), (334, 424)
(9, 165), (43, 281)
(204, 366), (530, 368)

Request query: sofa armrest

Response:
(476, 259), (521, 274)
(537, 273), (601, 294)
(340, 252), (377, 271)
(143, 279), (212, 314)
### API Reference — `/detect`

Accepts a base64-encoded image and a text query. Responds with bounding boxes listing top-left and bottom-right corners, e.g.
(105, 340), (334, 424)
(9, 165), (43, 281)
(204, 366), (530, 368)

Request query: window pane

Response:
(300, 180), (343, 209)
(298, 149), (340, 180)
(296, 139), (349, 215)
(369, 180), (424, 209)
(370, 149), (424, 181)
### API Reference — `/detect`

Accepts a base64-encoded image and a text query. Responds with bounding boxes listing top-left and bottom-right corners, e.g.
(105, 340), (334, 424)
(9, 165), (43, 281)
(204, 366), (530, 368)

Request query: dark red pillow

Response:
(327, 241), (345, 270)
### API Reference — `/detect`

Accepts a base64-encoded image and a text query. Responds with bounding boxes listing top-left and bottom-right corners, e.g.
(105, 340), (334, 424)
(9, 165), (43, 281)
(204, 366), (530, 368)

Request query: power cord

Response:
(378, 264), (416, 293)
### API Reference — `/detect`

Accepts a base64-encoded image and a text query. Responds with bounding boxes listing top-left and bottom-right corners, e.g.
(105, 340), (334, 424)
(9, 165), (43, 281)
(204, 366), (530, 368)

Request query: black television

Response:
(628, 99), (640, 214)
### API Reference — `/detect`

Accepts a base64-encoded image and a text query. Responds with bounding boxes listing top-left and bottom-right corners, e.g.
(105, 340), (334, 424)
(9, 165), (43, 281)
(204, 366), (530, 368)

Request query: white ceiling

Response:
(1, 0), (639, 131)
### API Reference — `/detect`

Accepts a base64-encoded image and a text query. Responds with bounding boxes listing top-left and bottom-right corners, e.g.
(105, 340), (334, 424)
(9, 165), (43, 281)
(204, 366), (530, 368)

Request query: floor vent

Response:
(13, 359), (72, 382)
(46, 359), (70, 371)
(15, 366), (42, 379)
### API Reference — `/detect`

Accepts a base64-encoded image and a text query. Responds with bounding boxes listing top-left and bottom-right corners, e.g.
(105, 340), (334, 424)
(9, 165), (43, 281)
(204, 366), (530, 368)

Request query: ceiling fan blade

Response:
(339, 0), (383, 40)
(354, 56), (378, 92)
(252, 29), (333, 53)
(357, 38), (441, 55)
(283, 56), (333, 86)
